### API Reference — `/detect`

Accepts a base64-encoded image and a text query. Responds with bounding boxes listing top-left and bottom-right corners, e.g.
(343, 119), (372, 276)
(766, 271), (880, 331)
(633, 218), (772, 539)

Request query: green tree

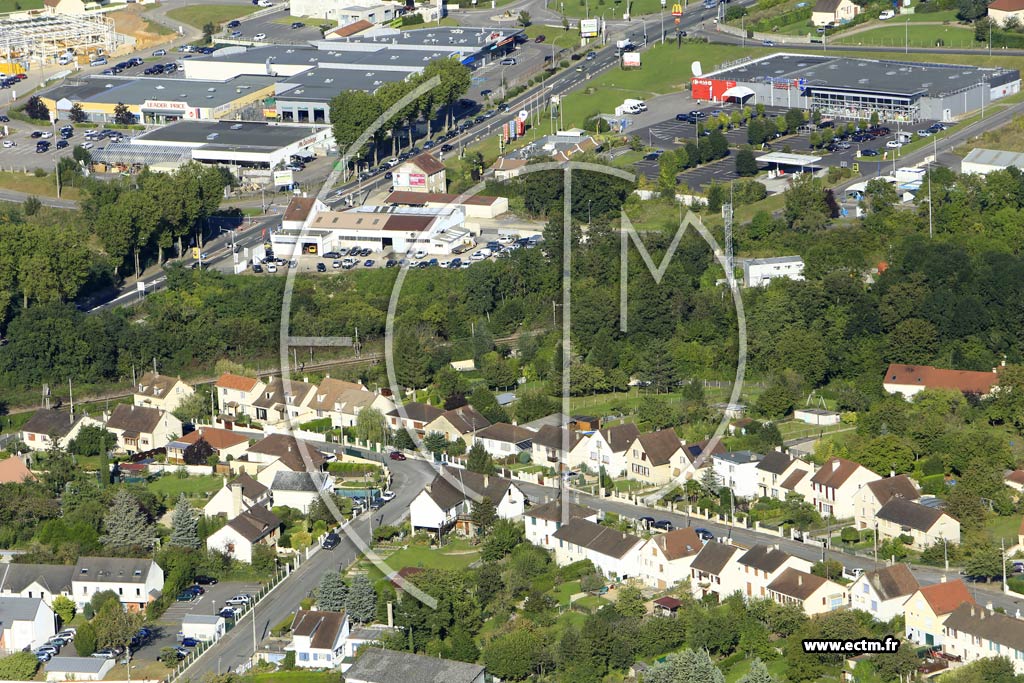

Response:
(658, 154), (680, 198)
(811, 559), (843, 580)
(964, 540), (1005, 581)
(785, 108), (805, 133)
(0, 652), (39, 680)
(22, 196), (41, 217)
(202, 21), (218, 44)
(864, 177), (899, 214)
(69, 103), (87, 123)
(169, 493), (200, 549)
(75, 621), (97, 656)
(468, 385), (508, 425)
(738, 658), (776, 683)
(329, 90), (384, 165)
(73, 144), (92, 165)
(94, 599), (142, 650)
(346, 575), (377, 623)
(316, 572), (348, 611)
(708, 129), (728, 159)
(172, 390), (210, 425)
(420, 58), (471, 133)
(958, 0), (988, 21)
(645, 648), (725, 683)
(614, 584), (646, 619)
(24, 96), (49, 121)
(482, 625), (546, 680)
(855, 434), (916, 475)
(735, 148), (758, 177)
(448, 627), (480, 663)
(517, 10), (531, 25)
(783, 174), (831, 232)
(100, 489), (154, 552)
(423, 431), (448, 456)
(113, 102), (134, 125)
(638, 396), (676, 430)
(466, 442), (495, 474)
(470, 496), (497, 535)
(755, 379), (797, 419)
(482, 518), (523, 561)
(393, 327), (431, 389)
(871, 641), (919, 682)
(51, 595), (75, 625)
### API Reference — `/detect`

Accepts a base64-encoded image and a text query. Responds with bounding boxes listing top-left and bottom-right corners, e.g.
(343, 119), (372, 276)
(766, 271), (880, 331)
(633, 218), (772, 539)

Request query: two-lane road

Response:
(180, 455), (437, 680)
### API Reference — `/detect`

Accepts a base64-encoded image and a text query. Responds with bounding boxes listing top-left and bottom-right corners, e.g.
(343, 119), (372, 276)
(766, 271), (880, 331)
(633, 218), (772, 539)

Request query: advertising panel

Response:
(623, 52), (641, 67)
(580, 19), (599, 37)
(273, 170), (294, 186)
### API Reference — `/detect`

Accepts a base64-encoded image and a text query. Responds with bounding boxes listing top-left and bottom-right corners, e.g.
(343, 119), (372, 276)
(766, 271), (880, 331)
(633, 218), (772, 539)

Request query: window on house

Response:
(299, 653), (309, 661)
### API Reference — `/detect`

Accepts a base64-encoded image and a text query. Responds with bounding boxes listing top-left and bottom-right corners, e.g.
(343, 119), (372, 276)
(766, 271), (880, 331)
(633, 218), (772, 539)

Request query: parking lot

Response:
(230, 8), (325, 44)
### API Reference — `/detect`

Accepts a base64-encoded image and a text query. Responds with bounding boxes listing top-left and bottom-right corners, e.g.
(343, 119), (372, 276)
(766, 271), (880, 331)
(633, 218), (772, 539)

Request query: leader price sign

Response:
(580, 18), (599, 37)
(623, 52), (641, 67)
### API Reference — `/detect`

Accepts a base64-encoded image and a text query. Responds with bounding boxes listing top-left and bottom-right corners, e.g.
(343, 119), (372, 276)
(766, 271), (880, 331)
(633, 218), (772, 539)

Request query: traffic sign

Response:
(675, 17), (681, 23)
(671, 2), (682, 15)
(518, 109), (529, 122)
(192, 247), (200, 259)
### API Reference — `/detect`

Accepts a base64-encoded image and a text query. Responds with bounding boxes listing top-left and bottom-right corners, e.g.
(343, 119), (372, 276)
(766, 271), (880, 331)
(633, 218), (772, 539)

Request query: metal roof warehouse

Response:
(691, 53), (1020, 123)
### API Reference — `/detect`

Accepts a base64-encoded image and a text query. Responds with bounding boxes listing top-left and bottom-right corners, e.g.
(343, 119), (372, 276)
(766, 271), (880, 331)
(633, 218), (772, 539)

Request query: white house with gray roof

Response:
(0, 597), (55, 651)
(712, 451), (766, 499)
(71, 557), (164, 611)
(409, 468), (524, 536)
(270, 471), (334, 514)
(344, 647), (485, 683)
(0, 564), (73, 606)
(550, 518), (643, 580)
(45, 657), (115, 682)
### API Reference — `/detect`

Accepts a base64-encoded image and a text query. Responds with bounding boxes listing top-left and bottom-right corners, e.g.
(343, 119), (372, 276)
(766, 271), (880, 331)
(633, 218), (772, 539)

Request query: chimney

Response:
(387, 601), (394, 628)
(940, 575), (947, 583)
(831, 460), (839, 472)
(890, 469), (895, 478)
(798, 574), (803, 587)
(483, 475), (489, 488)
(986, 601), (994, 611)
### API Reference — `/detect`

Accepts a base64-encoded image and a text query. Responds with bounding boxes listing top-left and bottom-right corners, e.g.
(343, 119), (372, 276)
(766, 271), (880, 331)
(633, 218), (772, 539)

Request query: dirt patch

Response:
(108, 5), (174, 52)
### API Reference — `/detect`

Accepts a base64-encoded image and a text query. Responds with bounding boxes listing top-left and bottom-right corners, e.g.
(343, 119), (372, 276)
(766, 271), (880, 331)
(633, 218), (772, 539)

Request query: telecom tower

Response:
(722, 201), (734, 282)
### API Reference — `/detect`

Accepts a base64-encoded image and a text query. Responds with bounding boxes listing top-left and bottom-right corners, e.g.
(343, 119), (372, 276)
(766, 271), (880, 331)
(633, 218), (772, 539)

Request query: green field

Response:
(0, 171), (83, 200)
(556, 0), (678, 19)
(165, 4), (260, 29)
(902, 9), (960, 21)
(833, 23), (977, 48)
(524, 23), (580, 51)
(0, 0), (43, 10)
(360, 540), (481, 581)
(147, 473), (223, 500)
(986, 514), (1022, 543)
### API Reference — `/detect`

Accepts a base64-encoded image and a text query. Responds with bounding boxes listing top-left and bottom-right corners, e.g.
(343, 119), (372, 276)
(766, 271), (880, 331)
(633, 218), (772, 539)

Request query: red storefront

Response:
(690, 77), (737, 101)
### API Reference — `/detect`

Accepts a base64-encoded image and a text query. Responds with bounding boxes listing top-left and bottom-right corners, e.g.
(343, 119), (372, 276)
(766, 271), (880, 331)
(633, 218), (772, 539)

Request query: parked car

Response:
(652, 520), (674, 531)
(861, 148), (878, 156)
(252, 263), (263, 273)
(92, 649), (117, 659)
(322, 532), (340, 550)
(254, 33), (267, 40)
(389, 451), (407, 461)
(218, 607), (242, 620)
(316, 262), (327, 272)
(225, 594), (252, 606)
(176, 591), (197, 602)
(322, 251), (340, 259)
(291, 21), (304, 28)
(694, 527), (714, 541)
(638, 516), (655, 528)
(180, 637), (200, 648)
(194, 575), (218, 585)
(535, 34), (546, 42)
(153, 49), (167, 56)
(227, 20), (240, 27)
(885, 140), (903, 149)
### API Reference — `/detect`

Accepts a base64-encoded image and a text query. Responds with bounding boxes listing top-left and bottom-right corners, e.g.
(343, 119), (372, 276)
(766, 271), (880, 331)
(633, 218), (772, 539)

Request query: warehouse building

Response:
(691, 53), (1020, 123)
(93, 120), (332, 176)
(40, 75), (279, 124)
(960, 148), (1024, 176)
(275, 66), (408, 123)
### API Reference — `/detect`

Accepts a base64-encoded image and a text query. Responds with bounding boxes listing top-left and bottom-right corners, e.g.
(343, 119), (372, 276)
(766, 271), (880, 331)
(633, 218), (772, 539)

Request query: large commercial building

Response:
(93, 120), (332, 175)
(40, 75), (278, 124)
(691, 53), (1020, 123)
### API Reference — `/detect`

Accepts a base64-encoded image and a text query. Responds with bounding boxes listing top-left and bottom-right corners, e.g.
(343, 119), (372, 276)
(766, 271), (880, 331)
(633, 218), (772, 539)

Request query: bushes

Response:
(328, 462), (379, 476)
(0, 652), (39, 680)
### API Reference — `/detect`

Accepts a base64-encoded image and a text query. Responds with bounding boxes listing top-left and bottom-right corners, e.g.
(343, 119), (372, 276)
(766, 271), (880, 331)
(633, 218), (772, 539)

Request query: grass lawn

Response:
(549, 580), (582, 606)
(523, 24), (579, 51)
(986, 514), (1022, 544)
(954, 114), (1024, 154)
(724, 657), (789, 683)
(0, 412), (34, 436)
(360, 541), (481, 581)
(147, 474), (223, 500)
(0, 171), (83, 200)
(904, 9), (960, 21)
(833, 23), (977, 48)
(559, 42), (763, 127)
(557, 0), (671, 19)
(574, 594), (610, 612)
(270, 14), (323, 24)
(614, 478), (649, 492)
(165, 4), (260, 29)
(776, 421), (852, 441)
(0, 0), (42, 9)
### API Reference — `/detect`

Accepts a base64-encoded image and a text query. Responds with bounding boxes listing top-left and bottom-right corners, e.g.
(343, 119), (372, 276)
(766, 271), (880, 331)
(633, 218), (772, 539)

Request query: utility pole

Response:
(1003, 537), (1009, 594)
(927, 161), (933, 239)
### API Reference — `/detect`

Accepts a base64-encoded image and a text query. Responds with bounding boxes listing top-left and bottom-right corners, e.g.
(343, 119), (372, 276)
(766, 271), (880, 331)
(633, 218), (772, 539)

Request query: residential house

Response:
(0, 564), (73, 606)
(1006, 469), (1024, 493)
(525, 499), (598, 548)
(392, 153), (447, 193)
(755, 451), (813, 501)
(252, 377), (317, 427)
(550, 518), (643, 580)
(104, 404), (182, 454)
(385, 402), (443, 436)
(625, 429), (686, 486)
(990, 0), (1024, 28)
(735, 544), (812, 601)
(854, 475), (920, 531)
(132, 372), (194, 413)
(943, 602), (1024, 674)
(205, 505), (281, 563)
(531, 425), (583, 468)
(905, 579), (974, 647)
(811, 0), (860, 26)
(19, 408), (96, 452)
(809, 457), (880, 519)
(767, 568), (847, 615)
(422, 406), (490, 446)
(243, 433), (326, 482)
(567, 423), (640, 477)
(472, 422), (534, 459)
(344, 648), (486, 683)
(270, 471), (333, 514)
(0, 597), (55, 651)
(409, 468), (525, 536)
(638, 527), (705, 590)
(215, 373), (267, 419)
(45, 657), (115, 682)
(712, 451), (765, 499)
(0, 457), (35, 484)
(876, 498), (960, 550)
(166, 427), (250, 464)
(307, 377), (383, 429)
(204, 473), (272, 519)
(493, 156), (528, 180)
(287, 609), (349, 669)
(883, 363), (1000, 400)
(689, 542), (743, 601)
(849, 564), (919, 623)
(72, 557), (164, 611)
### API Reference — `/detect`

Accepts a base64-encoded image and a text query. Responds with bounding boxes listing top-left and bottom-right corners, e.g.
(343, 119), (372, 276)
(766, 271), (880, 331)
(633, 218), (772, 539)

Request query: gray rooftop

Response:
(744, 256), (804, 266)
(73, 557), (157, 583)
(271, 470), (327, 492)
(0, 563), (74, 594)
(344, 647), (485, 683)
(715, 450), (765, 465)
(962, 147), (1024, 169)
(276, 67), (407, 103)
(46, 75), (278, 109)
(45, 657), (110, 674)
(710, 53), (1018, 99)
(330, 26), (523, 50)
(134, 120), (326, 149)
(183, 614), (224, 625)
(0, 596), (44, 621)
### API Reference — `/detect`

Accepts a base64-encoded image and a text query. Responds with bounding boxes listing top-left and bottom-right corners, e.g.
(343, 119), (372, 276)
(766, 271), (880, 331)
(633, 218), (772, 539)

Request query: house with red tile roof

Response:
(989, 0), (1024, 27)
(853, 474), (920, 530)
(0, 458), (35, 485)
(215, 373), (267, 420)
(625, 429), (687, 486)
(638, 527), (705, 589)
(392, 154), (446, 193)
(883, 363), (1000, 399)
(905, 579), (974, 647)
(809, 457), (880, 519)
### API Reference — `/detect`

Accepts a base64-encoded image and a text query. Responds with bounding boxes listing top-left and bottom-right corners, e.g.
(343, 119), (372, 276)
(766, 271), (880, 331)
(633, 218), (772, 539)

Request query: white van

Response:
(58, 55), (74, 66)
(878, 9), (895, 19)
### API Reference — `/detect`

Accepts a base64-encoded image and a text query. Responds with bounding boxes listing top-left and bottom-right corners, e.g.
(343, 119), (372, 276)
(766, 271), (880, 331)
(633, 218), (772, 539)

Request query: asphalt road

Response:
(179, 455), (437, 680)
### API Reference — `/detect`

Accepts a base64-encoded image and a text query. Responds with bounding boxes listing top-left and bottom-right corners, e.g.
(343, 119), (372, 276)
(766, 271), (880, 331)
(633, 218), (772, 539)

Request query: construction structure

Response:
(0, 12), (117, 70)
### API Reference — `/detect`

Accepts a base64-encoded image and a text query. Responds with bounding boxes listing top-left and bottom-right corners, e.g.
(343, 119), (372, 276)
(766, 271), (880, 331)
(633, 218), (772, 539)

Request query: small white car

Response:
(380, 490), (396, 501)
(885, 140), (903, 149)
(470, 251), (486, 261)
(254, 33), (267, 41)
(413, 250), (427, 259)
(82, 142), (94, 149)
(40, 131), (53, 139)
(266, 263), (278, 273)
(879, 9), (895, 19)
(2, 140), (14, 148)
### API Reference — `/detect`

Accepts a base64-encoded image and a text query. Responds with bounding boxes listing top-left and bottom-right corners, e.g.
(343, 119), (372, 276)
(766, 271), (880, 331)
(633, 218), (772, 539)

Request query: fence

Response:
(715, 22), (815, 45)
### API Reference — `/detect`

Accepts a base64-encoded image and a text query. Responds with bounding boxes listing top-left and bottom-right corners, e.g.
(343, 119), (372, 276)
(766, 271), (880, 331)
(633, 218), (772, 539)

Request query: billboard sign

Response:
(623, 52), (641, 67)
(580, 18), (599, 37)
(273, 170), (294, 186)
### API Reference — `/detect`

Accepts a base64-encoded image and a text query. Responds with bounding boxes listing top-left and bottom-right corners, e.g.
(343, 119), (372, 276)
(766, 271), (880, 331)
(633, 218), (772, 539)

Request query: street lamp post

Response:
(905, 18), (909, 55)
